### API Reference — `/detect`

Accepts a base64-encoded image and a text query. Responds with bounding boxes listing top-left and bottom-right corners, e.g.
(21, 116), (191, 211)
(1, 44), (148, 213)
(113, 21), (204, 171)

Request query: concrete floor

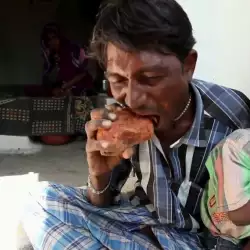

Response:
(0, 139), (136, 189)
(0, 140), (89, 187)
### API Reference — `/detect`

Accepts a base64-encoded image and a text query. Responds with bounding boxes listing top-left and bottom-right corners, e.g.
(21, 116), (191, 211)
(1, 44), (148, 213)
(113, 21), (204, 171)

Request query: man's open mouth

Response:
(146, 115), (159, 128)
(117, 104), (160, 128)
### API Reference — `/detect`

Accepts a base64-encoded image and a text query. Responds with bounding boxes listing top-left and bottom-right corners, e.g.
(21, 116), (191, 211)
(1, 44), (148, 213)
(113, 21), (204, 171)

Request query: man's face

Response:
(106, 43), (197, 133)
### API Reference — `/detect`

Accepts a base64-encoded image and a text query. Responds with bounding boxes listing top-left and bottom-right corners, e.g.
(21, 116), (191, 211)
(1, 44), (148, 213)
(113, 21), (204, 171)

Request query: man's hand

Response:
(85, 104), (134, 207)
(86, 104), (134, 177)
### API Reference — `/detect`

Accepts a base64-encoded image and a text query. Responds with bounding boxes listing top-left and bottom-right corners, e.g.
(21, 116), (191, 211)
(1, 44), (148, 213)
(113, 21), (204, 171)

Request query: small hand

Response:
(62, 81), (73, 90)
(52, 87), (71, 97)
(52, 88), (63, 97)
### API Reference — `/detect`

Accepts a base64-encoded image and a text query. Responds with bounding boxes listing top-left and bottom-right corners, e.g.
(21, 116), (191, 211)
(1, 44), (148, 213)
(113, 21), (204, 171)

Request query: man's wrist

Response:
(88, 172), (112, 191)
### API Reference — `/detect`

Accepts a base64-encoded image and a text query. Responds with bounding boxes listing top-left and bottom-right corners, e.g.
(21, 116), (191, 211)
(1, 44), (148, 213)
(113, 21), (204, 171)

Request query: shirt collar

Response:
(180, 81), (207, 147)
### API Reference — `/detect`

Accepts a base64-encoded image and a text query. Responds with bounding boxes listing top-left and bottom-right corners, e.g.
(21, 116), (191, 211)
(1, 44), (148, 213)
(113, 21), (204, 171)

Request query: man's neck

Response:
(156, 95), (195, 148)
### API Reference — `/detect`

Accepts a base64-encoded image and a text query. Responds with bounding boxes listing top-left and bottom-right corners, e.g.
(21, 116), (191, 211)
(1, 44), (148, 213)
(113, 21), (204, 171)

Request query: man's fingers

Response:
(105, 103), (123, 112)
(86, 139), (102, 152)
(100, 151), (121, 156)
(122, 147), (135, 159)
(90, 108), (117, 121)
(85, 119), (112, 139)
(87, 105), (121, 139)
(86, 139), (122, 154)
(86, 139), (135, 159)
(90, 104), (122, 121)
(100, 147), (135, 158)
(91, 108), (107, 120)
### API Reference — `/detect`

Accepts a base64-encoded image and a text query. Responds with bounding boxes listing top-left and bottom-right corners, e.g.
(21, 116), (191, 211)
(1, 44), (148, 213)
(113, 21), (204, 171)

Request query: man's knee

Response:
(29, 182), (85, 204)
(29, 181), (59, 201)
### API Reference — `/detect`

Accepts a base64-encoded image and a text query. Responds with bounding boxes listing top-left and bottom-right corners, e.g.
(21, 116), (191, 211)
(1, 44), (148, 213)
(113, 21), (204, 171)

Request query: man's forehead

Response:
(106, 43), (168, 71)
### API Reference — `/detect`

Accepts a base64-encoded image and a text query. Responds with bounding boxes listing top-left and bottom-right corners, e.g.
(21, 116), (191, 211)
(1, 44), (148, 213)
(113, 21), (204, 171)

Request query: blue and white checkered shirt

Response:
(110, 79), (250, 232)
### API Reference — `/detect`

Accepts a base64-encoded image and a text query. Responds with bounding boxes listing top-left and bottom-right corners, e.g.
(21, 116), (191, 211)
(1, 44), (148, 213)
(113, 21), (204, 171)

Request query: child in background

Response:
(201, 129), (250, 249)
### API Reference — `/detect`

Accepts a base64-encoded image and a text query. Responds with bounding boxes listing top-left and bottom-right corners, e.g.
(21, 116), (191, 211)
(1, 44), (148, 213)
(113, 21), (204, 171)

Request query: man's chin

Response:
(154, 120), (173, 136)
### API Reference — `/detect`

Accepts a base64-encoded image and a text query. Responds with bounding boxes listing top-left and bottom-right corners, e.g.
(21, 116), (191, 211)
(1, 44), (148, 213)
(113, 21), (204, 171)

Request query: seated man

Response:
(21, 0), (250, 249)
(201, 129), (250, 250)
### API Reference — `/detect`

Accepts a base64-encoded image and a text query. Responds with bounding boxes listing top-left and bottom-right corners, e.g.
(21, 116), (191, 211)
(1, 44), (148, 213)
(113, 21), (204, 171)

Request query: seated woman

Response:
(41, 22), (94, 97)
(25, 23), (94, 97)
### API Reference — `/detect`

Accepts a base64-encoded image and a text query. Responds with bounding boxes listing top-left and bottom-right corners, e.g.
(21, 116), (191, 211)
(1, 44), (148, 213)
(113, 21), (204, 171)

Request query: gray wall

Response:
(0, 0), (93, 86)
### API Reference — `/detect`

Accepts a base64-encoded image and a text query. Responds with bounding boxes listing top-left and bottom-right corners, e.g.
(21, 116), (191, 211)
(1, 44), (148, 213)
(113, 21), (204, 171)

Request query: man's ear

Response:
(183, 50), (198, 82)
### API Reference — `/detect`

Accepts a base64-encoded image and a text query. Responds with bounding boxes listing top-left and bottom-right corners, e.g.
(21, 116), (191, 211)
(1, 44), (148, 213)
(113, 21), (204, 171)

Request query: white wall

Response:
(178, 0), (250, 98)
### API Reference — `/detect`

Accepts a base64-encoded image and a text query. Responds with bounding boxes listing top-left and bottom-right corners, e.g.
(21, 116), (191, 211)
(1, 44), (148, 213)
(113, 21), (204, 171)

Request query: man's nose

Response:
(124, 83), (145, 110)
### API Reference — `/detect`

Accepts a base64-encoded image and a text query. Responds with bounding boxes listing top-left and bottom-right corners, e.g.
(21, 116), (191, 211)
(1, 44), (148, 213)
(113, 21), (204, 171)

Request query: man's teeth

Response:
(151, 117), (158, 125)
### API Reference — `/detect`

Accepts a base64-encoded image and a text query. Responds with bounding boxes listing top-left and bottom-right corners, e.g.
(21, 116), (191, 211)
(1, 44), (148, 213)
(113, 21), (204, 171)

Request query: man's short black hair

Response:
(90, 0), (196, 67)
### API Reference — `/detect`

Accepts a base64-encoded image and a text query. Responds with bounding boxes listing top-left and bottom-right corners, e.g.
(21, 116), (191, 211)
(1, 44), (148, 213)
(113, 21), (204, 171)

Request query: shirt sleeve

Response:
(220, 133), (250, 211)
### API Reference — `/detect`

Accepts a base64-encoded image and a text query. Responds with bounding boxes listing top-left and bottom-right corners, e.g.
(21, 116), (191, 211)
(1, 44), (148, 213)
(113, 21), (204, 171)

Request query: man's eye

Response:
(148, 75), (165, 79)
(138, 75), (165, 86)
(140, 74), (165, 81)
(110, 81), (125, 87)
(110, 79), (126, 84)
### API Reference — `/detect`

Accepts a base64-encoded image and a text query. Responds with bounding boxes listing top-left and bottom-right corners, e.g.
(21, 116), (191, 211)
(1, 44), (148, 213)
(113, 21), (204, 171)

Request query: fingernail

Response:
(101, 141), (109, 148)
(105, 105), (111, 110)
(123, 151), (130, 159)
(123, 148), (134, 159)
(102, 120), (112, 127)
(108, 113), (116, 120)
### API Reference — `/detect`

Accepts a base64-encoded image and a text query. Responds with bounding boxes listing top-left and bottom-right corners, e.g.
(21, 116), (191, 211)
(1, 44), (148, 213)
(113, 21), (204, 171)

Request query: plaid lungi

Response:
(21, 182), (203, 250)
